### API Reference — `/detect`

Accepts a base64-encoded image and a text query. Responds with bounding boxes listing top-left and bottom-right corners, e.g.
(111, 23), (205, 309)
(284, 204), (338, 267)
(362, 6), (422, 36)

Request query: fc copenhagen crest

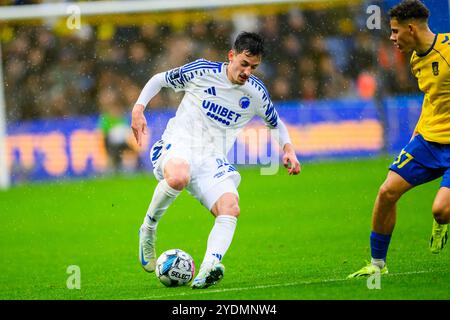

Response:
(239, 96), (250, 109)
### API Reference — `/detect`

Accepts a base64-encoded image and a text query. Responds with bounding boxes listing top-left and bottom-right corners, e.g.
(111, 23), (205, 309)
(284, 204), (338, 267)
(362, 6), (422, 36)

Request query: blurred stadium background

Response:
(0, 0), (448, 188)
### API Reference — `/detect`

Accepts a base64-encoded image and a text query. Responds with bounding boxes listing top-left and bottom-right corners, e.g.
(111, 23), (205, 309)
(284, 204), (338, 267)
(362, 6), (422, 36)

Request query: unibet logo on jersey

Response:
(160, 59), (279, 154)
(202, 100), (242, 126)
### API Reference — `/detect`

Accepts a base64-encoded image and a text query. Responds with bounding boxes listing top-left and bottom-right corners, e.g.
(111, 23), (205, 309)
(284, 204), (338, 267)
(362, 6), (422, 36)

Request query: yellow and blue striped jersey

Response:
(410, 33), (450, 144)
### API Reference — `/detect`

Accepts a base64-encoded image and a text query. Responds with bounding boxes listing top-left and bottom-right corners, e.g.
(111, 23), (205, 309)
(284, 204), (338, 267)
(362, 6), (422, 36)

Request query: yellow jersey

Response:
(410, 33), (450, 144)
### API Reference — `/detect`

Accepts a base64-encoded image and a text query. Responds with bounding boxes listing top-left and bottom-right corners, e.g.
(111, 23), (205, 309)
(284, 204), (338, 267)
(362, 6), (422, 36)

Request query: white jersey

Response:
(160, 59), (280, 156)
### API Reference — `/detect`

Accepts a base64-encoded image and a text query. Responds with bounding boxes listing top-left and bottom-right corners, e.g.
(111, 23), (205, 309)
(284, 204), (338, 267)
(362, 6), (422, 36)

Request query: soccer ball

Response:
(155, 249), (195, 287)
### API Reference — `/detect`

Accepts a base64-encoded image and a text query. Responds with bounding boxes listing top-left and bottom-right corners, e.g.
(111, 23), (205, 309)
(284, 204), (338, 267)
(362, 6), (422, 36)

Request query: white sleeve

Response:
(255, 99), (292, 148)
(135, 72), (166, 108)
(270, 118), (292, 149)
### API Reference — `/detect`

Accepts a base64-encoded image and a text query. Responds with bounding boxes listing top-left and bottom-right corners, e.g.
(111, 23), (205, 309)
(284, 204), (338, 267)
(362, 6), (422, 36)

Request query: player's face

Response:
(390, 18), (415, 53)
(227, 50), (261, 85)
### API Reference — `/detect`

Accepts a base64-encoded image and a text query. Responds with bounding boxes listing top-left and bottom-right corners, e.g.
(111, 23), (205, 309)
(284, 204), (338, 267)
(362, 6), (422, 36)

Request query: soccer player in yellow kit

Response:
(349, 0), (449, 278)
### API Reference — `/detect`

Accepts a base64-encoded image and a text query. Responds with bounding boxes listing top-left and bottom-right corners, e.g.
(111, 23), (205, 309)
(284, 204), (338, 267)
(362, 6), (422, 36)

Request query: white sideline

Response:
(134, 270), (432, 300)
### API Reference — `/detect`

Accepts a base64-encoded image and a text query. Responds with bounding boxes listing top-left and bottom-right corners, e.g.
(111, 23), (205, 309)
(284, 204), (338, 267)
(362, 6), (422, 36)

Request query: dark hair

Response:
(233, 32), (265, 57)
(389, 0), (430, 22)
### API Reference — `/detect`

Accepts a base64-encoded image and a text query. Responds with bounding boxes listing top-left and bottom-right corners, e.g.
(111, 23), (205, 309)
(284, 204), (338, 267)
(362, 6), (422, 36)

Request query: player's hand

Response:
(131, 104), (148, 147)
(282, 144), (301, 175)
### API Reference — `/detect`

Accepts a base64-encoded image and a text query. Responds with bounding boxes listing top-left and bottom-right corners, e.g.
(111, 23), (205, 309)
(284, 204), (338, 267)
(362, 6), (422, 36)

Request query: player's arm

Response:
(274, 119), (301, 175)
(131, 72), (166, 146)
(131, 61), (197, 146)
(258, 101), (300, 175)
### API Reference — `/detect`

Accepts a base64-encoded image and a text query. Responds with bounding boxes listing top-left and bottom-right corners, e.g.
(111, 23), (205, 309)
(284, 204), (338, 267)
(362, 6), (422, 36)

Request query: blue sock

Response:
(370, 231), (391, 261)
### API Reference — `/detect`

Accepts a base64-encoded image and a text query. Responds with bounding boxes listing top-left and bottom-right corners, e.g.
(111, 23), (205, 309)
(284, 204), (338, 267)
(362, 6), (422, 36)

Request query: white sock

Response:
(201, 215), (237, 268)
(142, 179), (181, 232)
(371, 258), (385, 269)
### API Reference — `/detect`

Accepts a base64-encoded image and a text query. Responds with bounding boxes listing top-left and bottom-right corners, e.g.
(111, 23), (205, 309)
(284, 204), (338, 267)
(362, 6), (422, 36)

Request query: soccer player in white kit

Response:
(131, 32), (301, 289)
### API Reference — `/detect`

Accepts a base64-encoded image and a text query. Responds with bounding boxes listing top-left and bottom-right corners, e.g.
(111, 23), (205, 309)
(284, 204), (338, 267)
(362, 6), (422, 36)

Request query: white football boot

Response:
(139, 226), (157, 272)
(191, 261), (225, 289)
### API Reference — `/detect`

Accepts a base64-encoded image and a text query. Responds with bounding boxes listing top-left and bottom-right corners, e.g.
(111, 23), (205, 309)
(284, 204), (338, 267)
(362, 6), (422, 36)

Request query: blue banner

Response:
(5, 96), (424, 183)
(383, 95), (423, 153)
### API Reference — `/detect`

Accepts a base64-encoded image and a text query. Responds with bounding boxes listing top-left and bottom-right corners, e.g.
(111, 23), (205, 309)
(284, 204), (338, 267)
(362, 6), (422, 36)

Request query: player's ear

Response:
(227, 50), (234, 62)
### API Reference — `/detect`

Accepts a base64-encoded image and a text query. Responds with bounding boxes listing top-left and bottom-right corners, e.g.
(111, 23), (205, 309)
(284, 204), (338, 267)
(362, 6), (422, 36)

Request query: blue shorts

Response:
(389, 134), (450, 188)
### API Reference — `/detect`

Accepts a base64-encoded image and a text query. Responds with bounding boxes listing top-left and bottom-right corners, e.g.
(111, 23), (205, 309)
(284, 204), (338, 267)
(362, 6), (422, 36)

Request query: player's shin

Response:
(201, 215), (237, 268)
(192, 215), (236, 288)
(370, 231), (392, 268)
(142, 179), (181, 232)
(139, 179), (181, 272)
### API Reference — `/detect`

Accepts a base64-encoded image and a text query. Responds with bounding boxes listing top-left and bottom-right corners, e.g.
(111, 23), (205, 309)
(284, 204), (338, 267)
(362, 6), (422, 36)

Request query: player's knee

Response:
(226, 202), (240, 218)
(432, 203), (450, 224)
(218, 203), (240, 218)
(166, 174), (190, 190)
(164, 159), (190, 190)
(215, 196), (240, 218)
(378, 183), (402, 204)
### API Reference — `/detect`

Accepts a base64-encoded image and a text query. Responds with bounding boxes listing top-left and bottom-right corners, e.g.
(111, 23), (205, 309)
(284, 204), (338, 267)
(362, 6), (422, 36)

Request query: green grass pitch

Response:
(0, 157), (449, 300)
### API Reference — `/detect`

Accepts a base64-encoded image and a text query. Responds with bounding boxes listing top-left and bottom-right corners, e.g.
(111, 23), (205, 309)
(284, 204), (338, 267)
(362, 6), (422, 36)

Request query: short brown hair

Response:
(233, 32), (265, 57)
(389, 0), (430, 22)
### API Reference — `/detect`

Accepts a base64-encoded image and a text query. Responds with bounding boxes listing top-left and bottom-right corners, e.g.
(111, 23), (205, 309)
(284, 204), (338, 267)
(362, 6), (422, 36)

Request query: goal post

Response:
(0, 42), (9, 190)
(0, 0), (340, 21)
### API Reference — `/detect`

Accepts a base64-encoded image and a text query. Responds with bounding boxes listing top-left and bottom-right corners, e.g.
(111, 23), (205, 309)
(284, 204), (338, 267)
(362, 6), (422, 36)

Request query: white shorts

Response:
(150, 139), (241, 211)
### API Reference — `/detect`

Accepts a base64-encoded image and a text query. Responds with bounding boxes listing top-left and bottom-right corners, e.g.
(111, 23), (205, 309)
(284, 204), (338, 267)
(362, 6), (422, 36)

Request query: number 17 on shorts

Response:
(392, 149), (414, 169)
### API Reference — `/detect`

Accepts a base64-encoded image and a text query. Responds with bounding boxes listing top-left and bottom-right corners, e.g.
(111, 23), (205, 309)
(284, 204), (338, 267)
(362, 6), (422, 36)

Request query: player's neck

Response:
(225, 63), (234, 84)
(415, 29), (436, 55)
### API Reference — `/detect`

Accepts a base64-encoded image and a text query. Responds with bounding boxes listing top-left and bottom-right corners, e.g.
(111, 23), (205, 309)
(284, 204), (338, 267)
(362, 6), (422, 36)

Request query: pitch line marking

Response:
(134, 270), (432, 300)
